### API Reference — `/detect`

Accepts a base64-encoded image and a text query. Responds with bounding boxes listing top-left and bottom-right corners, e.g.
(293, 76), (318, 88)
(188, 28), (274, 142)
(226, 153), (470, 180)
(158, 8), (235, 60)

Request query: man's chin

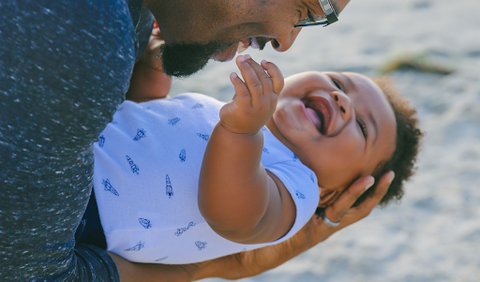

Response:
(159, 41), (231, 78)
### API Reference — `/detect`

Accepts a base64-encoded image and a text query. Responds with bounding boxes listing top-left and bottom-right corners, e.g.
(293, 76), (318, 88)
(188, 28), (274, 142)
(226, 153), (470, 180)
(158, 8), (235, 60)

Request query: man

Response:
(0, 0), (393, 281)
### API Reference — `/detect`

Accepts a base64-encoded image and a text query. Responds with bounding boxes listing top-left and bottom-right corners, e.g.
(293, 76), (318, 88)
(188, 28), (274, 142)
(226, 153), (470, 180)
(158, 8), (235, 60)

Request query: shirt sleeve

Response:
(0, 1), (144, 280)
(264, 161), (320, 244)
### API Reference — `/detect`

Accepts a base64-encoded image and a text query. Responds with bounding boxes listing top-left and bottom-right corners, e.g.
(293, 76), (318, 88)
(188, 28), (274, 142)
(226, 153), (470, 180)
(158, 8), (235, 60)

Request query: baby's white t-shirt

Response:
(93, 93), (319, 264)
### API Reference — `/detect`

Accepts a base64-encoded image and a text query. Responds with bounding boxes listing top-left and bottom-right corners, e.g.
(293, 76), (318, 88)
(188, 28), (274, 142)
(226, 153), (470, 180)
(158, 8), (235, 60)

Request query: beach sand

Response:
(170, 0), (480, 281)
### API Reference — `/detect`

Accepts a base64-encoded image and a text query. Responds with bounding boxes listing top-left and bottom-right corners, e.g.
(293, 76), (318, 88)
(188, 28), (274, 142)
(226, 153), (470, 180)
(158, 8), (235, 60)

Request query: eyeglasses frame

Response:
(294, 0), (339, 28)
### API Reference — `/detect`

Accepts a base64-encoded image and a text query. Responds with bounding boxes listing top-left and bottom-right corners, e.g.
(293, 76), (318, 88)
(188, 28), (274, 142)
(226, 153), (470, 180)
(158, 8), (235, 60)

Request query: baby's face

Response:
(267, 71), (396, 205)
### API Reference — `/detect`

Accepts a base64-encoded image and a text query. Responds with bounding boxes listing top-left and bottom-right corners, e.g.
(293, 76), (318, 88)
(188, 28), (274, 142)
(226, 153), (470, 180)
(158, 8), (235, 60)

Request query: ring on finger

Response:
(321, 213), (340, 228)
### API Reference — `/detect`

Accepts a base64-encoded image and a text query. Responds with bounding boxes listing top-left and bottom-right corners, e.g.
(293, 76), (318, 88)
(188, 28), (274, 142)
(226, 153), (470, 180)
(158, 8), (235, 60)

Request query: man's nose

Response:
(271, 28), (302, 52)
(330, 91), (352, 120)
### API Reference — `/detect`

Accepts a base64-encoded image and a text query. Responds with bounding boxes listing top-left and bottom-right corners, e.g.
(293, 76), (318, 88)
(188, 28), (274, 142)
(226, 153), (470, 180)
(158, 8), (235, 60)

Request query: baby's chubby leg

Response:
(219, 55), (284, 135)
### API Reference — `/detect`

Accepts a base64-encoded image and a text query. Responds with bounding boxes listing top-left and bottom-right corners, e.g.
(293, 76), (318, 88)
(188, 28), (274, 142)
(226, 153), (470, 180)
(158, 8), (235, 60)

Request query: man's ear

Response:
(318, 189), (337, 207)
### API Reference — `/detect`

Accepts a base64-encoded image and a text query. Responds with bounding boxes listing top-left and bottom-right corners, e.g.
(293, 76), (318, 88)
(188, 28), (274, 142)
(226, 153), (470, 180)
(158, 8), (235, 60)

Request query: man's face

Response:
(146, 0), (350, 77)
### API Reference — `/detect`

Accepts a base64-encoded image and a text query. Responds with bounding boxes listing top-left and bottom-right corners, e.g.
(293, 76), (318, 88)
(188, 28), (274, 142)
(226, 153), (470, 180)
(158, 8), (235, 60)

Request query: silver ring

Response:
(322, 213), (340, 227)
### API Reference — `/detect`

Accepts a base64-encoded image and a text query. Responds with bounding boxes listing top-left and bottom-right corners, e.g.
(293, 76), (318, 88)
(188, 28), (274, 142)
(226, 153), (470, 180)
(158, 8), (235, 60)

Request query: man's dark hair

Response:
(354, 76), (423, 207)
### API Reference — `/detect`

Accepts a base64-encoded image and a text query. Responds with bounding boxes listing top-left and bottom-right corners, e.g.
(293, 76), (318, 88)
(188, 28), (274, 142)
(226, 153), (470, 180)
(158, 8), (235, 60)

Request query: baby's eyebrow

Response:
(340, 72), (356, 91)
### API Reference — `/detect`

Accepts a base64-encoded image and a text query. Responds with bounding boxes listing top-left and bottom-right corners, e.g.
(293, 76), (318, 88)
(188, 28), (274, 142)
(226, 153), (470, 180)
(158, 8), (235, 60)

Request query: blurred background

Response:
(170, 0), (480, 281)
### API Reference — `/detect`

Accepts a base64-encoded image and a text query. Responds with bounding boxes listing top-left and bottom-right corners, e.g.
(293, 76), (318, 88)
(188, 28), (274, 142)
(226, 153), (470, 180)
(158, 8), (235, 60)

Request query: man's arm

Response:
(195, 172), (394, 280)
(0, 1), (136, 280)
(106, 172), (394, 281)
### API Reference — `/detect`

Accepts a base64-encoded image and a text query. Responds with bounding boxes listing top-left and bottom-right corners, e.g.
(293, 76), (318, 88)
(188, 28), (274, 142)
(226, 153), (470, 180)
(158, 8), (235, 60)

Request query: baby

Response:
(85, 55), (421, 265)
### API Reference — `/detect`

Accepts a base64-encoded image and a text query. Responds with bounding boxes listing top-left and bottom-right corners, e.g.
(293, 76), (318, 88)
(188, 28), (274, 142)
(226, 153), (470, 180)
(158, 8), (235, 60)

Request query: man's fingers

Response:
(355, 171), (394, 215)
(323, 175), (375, 224)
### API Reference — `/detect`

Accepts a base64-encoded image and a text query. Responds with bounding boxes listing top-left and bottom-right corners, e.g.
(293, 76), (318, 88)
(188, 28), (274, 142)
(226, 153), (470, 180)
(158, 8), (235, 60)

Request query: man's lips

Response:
(302, 96), (334, 135)
(211, 38), (261, 62)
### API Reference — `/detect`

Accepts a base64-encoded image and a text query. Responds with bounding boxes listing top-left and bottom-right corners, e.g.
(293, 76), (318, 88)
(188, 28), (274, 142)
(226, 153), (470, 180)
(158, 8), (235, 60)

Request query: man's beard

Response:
(159, 41), (231, 78)
(159, 38), (270, 78)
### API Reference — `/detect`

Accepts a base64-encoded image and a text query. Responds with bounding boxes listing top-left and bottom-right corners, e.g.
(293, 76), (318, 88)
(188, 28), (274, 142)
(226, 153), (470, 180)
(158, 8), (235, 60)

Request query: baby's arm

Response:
(198, 55), (295, 244)
(126, 25), (172, 102)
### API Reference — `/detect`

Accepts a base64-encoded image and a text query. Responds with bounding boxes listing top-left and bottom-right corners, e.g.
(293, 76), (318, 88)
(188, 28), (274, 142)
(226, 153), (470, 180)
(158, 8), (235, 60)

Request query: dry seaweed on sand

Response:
(379, 53), (455, 75)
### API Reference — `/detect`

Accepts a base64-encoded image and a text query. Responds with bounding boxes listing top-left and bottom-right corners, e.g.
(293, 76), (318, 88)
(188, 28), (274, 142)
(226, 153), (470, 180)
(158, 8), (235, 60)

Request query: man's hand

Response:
(137, 21), (165, 72)
(219, 55), (284, 135)
(126, 21), (172, 102)
(195, 171), (395, 280)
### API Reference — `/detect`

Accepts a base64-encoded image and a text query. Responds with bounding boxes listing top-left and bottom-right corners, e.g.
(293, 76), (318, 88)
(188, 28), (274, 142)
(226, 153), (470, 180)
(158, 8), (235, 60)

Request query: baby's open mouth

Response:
(302, 98), (331, 134)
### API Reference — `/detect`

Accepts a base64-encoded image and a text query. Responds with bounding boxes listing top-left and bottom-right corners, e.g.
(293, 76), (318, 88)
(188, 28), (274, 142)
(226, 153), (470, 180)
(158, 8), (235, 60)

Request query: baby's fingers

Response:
(261, 60), (284, 95)
(230, 72), (251, 108)
(236, 55), (272, 101)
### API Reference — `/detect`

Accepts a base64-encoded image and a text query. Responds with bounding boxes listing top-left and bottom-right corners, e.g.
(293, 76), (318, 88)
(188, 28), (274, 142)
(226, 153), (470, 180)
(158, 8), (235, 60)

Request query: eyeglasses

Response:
(294, 0), (338, 28)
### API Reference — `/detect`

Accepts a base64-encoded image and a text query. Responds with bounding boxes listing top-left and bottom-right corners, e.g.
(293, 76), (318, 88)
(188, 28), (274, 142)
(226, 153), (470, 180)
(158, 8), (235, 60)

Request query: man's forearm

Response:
(109, 252), (205, 282)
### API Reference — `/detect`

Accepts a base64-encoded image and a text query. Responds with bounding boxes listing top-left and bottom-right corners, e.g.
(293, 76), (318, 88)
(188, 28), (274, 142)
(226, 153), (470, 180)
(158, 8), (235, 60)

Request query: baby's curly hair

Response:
(353, 76), (423, 207)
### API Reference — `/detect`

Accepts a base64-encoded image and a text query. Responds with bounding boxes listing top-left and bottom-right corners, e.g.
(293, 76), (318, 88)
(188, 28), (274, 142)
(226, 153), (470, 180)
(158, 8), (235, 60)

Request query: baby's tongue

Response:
(305, 108), (322, 130)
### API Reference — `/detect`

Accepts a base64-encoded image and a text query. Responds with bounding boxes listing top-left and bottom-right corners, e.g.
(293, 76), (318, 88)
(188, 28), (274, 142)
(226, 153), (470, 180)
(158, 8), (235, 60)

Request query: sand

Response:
(170, 0), (480, 281)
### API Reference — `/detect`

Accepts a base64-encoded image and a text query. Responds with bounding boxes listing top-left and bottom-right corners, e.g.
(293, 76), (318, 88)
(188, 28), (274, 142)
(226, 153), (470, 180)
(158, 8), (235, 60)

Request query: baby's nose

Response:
(330, 91), (352, 120)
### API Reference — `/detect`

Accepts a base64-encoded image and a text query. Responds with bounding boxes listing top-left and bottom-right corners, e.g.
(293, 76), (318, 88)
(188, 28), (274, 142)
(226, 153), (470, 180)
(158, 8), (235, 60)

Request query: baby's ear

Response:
(318, 188), (337, 207)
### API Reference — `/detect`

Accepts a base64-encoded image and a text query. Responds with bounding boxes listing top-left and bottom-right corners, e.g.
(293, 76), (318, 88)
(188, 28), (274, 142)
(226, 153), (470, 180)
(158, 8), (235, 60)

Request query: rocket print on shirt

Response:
(295, 190), (306, 199)
(155, 256), (169, 262)
(168, 117), (180, 125)
(133, 128), (146, 141)
(166, 174), (174, 198)
(197, 133), (209, 141)
(195, 241), (207, 251)
(102, 179), (119, 196)
(126, 155), (140, 175)
(192, 103), (203, 109)
(138, 218), (152, 229)
(98, 135), (105, 148)
(179, 149), (186, 162)
(174, 221), (196, 236)
(124, 241), (145, 251)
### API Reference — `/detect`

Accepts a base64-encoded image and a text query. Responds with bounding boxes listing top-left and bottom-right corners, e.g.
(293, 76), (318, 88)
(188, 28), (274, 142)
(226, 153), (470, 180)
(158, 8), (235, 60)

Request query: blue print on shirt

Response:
(126, 155), (140, 175)
(168, 117), (180, 125)
(166, 174), (174, 198)
(311, 173), (315, 183)
(195, 241), (207, 251)
(124, 241), (145, 251)
(98, 135), (105, 148)
(133, 128), (146, 141)
(155, 256), (169, 262)
(261, 126), (268, 132)
(179, 149), (186, 162)
(174, 221), (196, 236)
(262, 147), (269, 154)
(293, 154), (299, 161)
(197, 133), (209, 141)
(102, 179), (119, 196)
(295, 190), (306, 199)
(192, 103), (203, 109)
(138, 218), (152, 229)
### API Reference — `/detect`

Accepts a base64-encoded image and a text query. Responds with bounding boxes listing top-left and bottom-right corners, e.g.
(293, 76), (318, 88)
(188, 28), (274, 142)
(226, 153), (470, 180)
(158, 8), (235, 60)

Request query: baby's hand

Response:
(219, 55), (284, 135)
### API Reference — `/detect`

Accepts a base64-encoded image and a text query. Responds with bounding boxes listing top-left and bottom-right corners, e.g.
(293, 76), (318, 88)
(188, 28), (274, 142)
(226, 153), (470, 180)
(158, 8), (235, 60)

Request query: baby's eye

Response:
(331, 78), (344, 91)
(357, 118), (368, 139)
